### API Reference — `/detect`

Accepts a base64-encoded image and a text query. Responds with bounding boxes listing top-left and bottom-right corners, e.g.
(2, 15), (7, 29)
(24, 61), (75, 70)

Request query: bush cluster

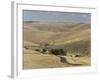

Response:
(50, 48), (66, 56)
(35, 48), (66, 56)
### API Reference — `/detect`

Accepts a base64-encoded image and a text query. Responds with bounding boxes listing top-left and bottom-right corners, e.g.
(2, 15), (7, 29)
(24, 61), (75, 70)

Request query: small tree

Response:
(35, 49), (40, 52)
(42, 48), (47, 54)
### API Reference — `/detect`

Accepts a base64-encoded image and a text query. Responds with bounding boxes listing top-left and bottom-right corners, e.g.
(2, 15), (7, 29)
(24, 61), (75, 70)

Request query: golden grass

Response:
(23, 22), (91, 69)
(23, 49), (90, 69)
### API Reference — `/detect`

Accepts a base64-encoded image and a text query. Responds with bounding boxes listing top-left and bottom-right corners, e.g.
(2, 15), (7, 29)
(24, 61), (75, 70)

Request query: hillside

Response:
(23, 21), (91, 69)
(23, 22), (90, 46)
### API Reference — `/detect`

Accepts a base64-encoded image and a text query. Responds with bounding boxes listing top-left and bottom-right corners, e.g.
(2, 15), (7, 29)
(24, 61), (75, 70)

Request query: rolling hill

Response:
(23, 21), (91, 69)
(23, 21), (90, 46)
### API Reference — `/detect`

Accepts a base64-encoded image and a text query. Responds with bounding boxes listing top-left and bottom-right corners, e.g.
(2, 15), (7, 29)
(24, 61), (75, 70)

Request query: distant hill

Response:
(24, 22), (90, 44)
(24, 21), (90, 32)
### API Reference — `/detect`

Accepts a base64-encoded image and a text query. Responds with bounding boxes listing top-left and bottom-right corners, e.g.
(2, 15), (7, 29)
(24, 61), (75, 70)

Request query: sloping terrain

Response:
(23, 21), (91, 69)
(24, 22), (90, 45)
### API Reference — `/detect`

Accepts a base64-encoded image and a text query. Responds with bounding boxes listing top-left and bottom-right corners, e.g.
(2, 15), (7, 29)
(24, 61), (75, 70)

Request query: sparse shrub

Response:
(35, 49), (40, 52)
(24, 46), (29, 50)
(42, 48), (47, 54)
(75, 54), (81, 57)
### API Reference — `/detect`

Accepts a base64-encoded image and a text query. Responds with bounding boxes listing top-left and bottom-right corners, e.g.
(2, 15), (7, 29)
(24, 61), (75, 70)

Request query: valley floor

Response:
(23, 49), (90, 69)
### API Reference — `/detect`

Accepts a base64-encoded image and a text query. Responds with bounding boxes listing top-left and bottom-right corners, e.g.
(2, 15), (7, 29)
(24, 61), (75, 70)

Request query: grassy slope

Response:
(23, 49), (71, 69)
(24, 22), (90, 44)
(24, 22), (90, 52)
(23, 49), (90, 69)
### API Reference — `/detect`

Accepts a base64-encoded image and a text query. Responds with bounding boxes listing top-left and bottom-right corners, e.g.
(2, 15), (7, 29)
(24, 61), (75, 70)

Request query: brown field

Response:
(23, 22), (91, 69)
